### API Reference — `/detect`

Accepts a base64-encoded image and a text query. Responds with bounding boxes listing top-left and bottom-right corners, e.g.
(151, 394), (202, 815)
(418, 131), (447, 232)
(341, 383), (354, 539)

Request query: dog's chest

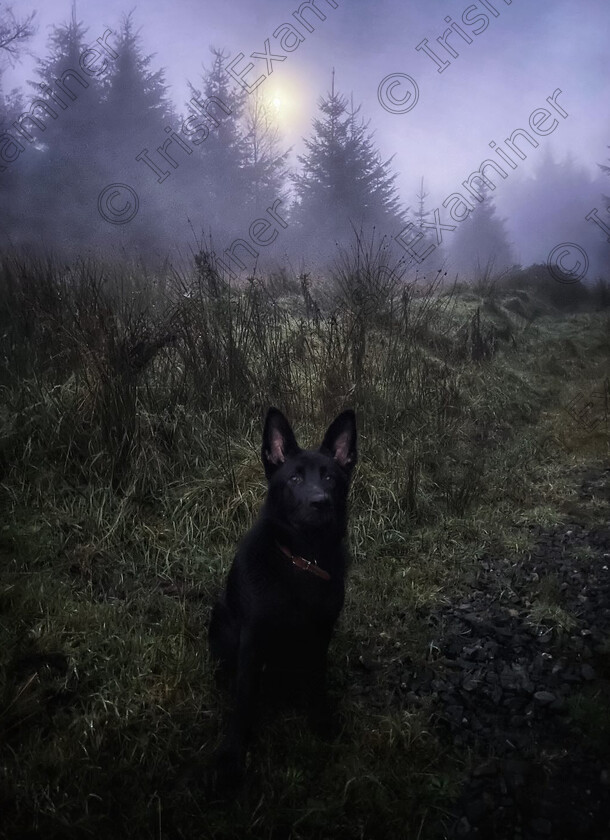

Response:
(261, 581), (343, 664)
(266, 569), (344, 631)
(292, 576), (342, 621)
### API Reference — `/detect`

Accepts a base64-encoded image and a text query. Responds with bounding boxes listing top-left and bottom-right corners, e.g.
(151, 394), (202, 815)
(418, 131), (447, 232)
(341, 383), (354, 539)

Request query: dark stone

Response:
(533, 691), (556, 705)
(503, 759), (529, 790)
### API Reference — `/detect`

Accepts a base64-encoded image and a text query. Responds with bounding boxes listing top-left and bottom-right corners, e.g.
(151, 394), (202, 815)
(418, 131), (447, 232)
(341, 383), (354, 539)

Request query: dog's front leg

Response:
(214, 623), (262, 790)
(306, 631), (340, 741)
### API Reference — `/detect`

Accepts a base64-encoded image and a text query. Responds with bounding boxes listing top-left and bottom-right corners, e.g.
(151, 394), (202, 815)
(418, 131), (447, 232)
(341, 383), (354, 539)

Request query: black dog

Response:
(208, 407), (357, 788)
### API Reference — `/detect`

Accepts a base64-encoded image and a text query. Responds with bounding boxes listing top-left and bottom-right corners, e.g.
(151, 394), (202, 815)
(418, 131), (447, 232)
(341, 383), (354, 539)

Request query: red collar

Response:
(276, 542), (331, 581)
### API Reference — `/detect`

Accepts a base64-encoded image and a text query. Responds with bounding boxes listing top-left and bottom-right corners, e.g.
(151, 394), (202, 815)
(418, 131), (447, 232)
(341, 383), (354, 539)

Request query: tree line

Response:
(0, 5), (608, 279)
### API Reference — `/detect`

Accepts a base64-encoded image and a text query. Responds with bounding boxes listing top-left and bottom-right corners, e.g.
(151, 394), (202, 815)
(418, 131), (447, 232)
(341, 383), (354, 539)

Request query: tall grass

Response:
(0, 239), (500, 517)
(1, 241), (608, 839)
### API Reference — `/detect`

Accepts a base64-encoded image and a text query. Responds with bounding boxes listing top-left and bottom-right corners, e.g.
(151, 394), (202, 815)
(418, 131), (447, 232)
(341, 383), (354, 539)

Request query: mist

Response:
(1, 0), (609, 282)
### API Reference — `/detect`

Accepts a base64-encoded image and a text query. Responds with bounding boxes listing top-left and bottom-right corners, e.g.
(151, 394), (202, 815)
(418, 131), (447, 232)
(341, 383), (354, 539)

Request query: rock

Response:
(537, 630), (553, 646)
(505, 695), (527, 712)
(503, 758), (529, 790)
(446, 704), (464, 722)
(533, 691), (556, 705)
(491, 685), (503, 704)
(563, 667), (583, 683)
(500, 665), (519, 690)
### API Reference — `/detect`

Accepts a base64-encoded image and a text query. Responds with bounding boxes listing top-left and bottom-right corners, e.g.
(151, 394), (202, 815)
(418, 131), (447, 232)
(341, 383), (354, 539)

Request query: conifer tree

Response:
(292, 73), (406, 260)
(100, 12), (176, 252)
(412, 176), (447, 277)
(184, 48), (250, 237)
(599, 146), (610, 205)
(414, 177), (431, 230)
(449, 182), (514, 279)
(0, 87), (29, 244)
(502, 149), (608, 279)
(21, 4), (105, 248)
(102, 12), (173, 144)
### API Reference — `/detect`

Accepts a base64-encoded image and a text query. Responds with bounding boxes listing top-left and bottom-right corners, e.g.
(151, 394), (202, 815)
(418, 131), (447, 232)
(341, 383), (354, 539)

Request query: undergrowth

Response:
(0, 243), (608, 839)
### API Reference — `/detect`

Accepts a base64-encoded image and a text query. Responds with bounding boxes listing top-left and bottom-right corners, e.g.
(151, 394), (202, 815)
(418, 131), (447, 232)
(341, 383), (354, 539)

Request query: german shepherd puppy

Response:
(208, 407), (357, 788)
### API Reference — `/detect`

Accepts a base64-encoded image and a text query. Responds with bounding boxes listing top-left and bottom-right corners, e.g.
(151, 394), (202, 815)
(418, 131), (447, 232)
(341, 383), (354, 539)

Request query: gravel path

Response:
(401, 466), (610, 839)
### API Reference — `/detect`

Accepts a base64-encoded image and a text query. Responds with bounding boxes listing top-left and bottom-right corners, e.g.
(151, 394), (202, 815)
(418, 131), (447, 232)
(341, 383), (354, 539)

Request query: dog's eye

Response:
(290, 474), (303, 484)
(323, 474), (334, 483)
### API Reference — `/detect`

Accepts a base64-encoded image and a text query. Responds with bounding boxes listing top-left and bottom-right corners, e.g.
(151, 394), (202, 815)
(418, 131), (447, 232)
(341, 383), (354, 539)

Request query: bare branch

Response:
(0, 5), (37, 66)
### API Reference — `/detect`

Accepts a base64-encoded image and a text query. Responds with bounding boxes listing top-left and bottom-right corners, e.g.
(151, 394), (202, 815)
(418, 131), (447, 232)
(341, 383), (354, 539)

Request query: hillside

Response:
(0, 252), (609, 839)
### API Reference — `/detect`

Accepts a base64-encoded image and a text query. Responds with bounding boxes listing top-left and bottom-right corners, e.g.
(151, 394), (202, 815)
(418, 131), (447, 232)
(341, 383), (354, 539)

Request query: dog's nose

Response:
(310, 494), (330, 510)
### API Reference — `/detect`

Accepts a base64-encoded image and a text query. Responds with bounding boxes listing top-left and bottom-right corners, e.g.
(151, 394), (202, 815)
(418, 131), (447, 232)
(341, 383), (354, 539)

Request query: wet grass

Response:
(0, 251), (608, 839)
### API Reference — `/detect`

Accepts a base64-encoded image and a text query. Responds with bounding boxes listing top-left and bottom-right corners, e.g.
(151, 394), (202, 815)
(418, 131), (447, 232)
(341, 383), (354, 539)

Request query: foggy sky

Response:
(2, 0), (610, 270)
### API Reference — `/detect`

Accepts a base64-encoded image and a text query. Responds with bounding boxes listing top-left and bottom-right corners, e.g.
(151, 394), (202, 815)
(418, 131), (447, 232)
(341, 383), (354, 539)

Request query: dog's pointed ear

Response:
(262, 408), (300, 479)
(320, 410), (357, 475)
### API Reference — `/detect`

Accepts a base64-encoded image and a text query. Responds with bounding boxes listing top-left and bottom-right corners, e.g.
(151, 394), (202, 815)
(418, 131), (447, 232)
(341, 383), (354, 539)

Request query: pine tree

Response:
(102, 13), (173, 144)
(449, 183), (514, 279)
(18, 4), (106, 249)
(599, 146), (610, 204)
(590, 147), (610, 275)
(501, 149), (608, 279)
(414, 177), (431, 230)
(99, 12), (176, 252)
(0, 87), (29, 244)
(412, 176), (447, 278)
(183, 48), (250, 238)
(292, 73), (406, 260)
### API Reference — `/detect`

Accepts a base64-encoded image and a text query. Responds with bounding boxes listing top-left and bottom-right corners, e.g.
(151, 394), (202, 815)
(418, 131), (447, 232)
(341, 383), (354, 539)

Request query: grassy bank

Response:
(0, 250), (608, 839)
